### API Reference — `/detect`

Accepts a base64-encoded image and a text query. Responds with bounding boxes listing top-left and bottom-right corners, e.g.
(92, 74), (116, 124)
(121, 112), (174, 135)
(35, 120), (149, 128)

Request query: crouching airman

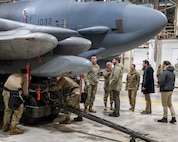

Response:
(46, 76), (83, 124)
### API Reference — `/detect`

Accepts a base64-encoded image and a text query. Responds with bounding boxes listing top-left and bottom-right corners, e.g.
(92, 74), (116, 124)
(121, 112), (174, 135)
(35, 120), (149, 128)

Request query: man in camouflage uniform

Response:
(84, 55), (100, 113)
(2, 69), (28, 135)
(103, 62), (113, 111)
(156, 64), (163, 87)
(109, 57), (124, 117)
(47, 76), (82, 124)
(126, 64), (140, 112)
(156, 64), (163, 79)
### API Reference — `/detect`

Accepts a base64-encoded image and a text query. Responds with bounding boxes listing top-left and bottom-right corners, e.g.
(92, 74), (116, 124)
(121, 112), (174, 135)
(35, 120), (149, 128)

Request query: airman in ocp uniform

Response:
(47, 76), (83, 124)
(156, 64), (163, 87)
(103, 62), (113, 111)
(126, 64), (140, 112)
(109, 57), (124, 117)
(2, 69), (28, 135)
(84, 55), (100, 113)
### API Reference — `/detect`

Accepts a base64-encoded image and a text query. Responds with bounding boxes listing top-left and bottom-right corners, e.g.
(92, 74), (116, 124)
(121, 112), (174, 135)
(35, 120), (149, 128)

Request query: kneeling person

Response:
(48, 76), (83, 124)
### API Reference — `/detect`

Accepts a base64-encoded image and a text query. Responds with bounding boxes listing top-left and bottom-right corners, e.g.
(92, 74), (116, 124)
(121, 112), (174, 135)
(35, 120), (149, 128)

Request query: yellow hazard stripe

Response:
(96, 94), (178, 108)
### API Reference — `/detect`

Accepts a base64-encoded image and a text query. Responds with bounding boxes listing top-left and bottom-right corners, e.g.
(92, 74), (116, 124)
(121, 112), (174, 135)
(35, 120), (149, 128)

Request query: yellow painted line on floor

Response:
(96, 94), (178, 108)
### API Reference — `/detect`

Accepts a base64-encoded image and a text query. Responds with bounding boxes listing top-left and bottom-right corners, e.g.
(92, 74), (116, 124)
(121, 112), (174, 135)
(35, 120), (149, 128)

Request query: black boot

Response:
(109, 112), (120, 117)
(158, 117), (167, 123)
(169, 117), (177, 124)
(73, 116), (83, 122)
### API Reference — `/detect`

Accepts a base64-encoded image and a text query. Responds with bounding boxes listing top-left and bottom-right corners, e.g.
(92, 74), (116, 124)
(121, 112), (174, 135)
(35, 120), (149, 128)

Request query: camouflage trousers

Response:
(64, 88), (80, 118)
(128, 89), (137, 110)
(103, 87), (113, 104)
(2, 90), (24, 127)
(84, 84), (97, 107)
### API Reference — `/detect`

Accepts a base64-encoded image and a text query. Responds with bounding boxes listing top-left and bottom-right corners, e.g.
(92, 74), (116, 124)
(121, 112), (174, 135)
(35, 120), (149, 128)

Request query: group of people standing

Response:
(102, 58), (142, 116)
(140, 59), (176, 124)
(84, 55), (124, 117)
(1, 55), (177, 136)
(102, 58), (177, 124)
(103, 59), (155, 116)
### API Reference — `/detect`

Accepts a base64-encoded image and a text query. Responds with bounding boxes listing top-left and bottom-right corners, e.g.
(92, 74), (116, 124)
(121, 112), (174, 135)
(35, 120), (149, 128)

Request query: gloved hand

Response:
(43, 87), (49, 92)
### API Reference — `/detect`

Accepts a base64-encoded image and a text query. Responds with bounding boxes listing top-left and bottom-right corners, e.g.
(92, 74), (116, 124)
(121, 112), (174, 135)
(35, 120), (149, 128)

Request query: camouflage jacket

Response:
(103, 68), (111, 87)
(126, 70), (140, 90)
(84, 64), (100, 85)
(110, 63), (124, 91)
(156, 67), (163, 78)
(48, 77), (79, 93)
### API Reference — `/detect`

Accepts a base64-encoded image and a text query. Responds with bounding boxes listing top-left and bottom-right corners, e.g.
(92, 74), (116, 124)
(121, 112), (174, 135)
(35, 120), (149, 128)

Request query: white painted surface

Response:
(132, 39), (178, 75)
(133, 48), (149, 71)
(158, 39), (178, 66)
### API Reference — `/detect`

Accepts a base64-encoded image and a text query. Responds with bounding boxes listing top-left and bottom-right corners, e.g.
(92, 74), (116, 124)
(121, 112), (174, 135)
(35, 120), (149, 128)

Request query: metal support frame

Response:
(60, 104), (157, 142)
(50, 91), (158, 142)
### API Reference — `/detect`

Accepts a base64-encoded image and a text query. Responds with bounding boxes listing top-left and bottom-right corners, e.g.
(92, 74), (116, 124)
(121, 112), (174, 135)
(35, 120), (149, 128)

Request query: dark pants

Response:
(112, 90), (120, 114)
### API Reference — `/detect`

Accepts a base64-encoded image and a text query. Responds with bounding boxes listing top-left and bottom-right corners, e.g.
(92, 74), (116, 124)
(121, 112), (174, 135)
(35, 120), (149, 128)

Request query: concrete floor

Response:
(0, 74), (178, 142)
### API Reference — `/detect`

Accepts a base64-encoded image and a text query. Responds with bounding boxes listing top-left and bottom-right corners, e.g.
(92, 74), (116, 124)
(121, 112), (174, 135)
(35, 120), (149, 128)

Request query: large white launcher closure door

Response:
(171, 48), (178, 67)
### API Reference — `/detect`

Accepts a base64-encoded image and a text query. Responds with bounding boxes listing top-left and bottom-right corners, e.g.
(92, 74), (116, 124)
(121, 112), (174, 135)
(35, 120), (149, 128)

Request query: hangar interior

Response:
(122, 0), (178, 73)
(0, 1), (178, 142)
(1, 0), (177, 36)
(0, 0), (177, 72)
(131, 0), (178, 39)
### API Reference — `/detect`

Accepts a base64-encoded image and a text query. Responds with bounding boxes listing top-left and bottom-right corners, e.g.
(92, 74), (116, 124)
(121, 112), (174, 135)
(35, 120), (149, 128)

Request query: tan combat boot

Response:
(104, 102), (107, 111)
(60, 117), (71, 124)
(84, 107), (89, 113)
(10, 125), (24, 135)
(89, 106), (96, 113)
(110, 103), (114, 110)
(2, 123), (10, 132)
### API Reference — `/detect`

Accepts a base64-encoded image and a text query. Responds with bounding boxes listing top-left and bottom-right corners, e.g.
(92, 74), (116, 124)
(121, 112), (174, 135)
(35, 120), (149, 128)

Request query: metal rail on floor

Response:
(60, 105), (157, 142)
(50, 91), (157, 142)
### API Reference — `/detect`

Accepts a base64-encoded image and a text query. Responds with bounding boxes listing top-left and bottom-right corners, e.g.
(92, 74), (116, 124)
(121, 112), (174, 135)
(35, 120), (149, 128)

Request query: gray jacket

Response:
(158, 65), (175, 92)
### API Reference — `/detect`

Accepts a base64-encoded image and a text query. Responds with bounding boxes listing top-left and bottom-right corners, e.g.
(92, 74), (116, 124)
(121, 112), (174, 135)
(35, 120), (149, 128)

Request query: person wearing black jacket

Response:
(141, 60), (155, 114)
(158, 61), (176, 124)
